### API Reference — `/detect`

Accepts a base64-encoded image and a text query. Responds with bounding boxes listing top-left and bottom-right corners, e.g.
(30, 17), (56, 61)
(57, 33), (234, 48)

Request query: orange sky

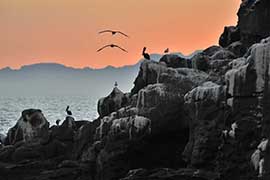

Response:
(0, 0), (241, 69)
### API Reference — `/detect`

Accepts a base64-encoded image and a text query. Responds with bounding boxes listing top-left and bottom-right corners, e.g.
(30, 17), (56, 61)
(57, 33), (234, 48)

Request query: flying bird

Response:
(142, 47), (151, 60)
(164, 48), (169, 54)
(98, 30), (129, 38)
(66, 106), (73, 116)
(97, 44), (128, 53)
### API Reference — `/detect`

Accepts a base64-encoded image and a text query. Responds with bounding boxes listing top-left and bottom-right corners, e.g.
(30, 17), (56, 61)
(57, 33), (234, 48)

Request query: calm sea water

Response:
(0, 96), (99, 134)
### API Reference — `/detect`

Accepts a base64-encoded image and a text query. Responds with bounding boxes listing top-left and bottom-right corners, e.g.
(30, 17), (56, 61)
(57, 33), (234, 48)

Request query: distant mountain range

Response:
(0, 51), (201, 97)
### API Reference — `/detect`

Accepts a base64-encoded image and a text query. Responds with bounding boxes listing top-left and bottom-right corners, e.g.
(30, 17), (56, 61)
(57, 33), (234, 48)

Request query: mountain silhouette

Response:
(0, 51), (200, 97)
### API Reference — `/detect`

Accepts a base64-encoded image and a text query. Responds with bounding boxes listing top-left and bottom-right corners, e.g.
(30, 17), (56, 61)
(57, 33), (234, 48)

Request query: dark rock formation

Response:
(219, 26), (240, 48)
(220, 0), (270, 49)
(5, 109), (49, 145)
(191, 52), (209, 71)
(131, 61), (167, 95)
(98, 87), (130, 118)
(238, 0), (270, 47)
(159, 54), (189, 68)
(227, 41), (247, 57)
(183, 82), (226, 168)
(1, 1), (270, 180)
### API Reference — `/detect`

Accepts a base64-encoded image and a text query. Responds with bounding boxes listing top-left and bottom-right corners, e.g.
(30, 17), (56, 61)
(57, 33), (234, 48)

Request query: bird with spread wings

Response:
(97, 44), (128, 53)
(98, 30), (129, 38)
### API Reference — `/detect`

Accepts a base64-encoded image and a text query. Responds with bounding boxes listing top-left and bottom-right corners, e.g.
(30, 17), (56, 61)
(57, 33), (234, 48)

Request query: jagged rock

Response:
(90, 64), (210, 180)
(131, 60), (208, 95)
(227, 41), (247, 57)
(203, 46), (223, 57)
(136, 83), (187, 135)
(191, 52), (209, 71)
(6, 109), (49, 145)
(159, 54), (189, 68)
(220, 37), (270, 179)
(2, 2), (270, 180)
(183, 82), (226, 168)
(131, 60), (168, 95)
(73, 120), (100, 160)
(225, 37), (270, 97)
(210, 49), (236, 60)
(98, 87), (130, 118)
(238, 0), (270, 47)
(50, 116), (76, 142)
(219, 0), (270, 50)
(219, 26), (240, 48)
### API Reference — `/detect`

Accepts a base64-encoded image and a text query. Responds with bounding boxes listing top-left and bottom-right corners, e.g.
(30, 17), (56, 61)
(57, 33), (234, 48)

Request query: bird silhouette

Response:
(66, 106), (72, 116)
(98, 30), (129, 38)
(142, 47), (151, 60)
(114, 81), (118, 87)
(164, 48), (169, 54)
(97, 44), (128, 53)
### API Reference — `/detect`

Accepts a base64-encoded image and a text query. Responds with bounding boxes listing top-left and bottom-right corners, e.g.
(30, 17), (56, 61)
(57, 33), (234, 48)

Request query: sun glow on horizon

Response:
(0, 0), (241, 69)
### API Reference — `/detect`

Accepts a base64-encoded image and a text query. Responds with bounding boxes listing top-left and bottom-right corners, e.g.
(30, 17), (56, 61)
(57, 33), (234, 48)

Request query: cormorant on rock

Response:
(98, 30), (129, 38)
(164, 48), (169, 54)
(66, 106), (72, 116)
(56, 119), (61, 126)
(97, 44), (128, 53)
(142, 47), (151, 60)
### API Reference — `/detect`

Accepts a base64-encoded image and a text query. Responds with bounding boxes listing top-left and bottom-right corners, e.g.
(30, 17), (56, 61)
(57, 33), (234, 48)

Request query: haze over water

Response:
(0, 96), (98, 134)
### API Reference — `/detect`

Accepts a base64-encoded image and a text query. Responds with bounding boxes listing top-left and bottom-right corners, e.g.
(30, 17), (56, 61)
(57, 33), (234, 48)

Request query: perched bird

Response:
(98, 30), (129, 38)
(97, 44), (128, 53)
(164, 48), (169, 54)
(66, 106), (73, 116)
(142, 47), (151, 60)
(114, 81), (118, 87)
(56, 119), (61, 126)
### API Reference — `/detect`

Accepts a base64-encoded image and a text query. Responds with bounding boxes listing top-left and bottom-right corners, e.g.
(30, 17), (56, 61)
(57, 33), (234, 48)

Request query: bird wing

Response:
(97, 44), (111, 52)
(114, 45), (128, 52)
(98, 30), (113, 34)
(116, 31), (129, 38)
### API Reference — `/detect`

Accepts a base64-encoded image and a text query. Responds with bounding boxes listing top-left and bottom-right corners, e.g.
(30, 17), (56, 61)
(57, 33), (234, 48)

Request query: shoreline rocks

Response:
(1, 0), (270, 179)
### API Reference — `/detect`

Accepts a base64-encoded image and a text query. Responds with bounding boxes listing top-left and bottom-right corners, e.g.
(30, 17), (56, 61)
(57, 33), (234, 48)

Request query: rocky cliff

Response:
(1, 0), (270, 180)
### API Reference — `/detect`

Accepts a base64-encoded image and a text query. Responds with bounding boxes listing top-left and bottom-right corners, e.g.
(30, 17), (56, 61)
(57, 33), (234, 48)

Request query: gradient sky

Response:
(0, 0), (241, 69)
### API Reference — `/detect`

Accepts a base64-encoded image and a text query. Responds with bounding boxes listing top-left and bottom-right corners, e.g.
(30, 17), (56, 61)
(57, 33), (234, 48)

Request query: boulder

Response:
(191, 52), (209, 71)
(6, 109), (49, 145)
(159, 54), (188, 68)
(98, 87), (130, 118)
(50, 116), (76, 142)
(210, 49), (236, 60)
(203, 46), (223, 57)
(131, 60), (168, 95)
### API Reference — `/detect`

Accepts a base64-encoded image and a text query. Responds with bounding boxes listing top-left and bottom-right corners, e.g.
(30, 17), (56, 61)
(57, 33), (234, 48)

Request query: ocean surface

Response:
(0, 96), (99, 134)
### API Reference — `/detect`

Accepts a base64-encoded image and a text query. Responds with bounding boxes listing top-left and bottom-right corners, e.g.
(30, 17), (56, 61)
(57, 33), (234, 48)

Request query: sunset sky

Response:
(0, 0), (241, 69)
